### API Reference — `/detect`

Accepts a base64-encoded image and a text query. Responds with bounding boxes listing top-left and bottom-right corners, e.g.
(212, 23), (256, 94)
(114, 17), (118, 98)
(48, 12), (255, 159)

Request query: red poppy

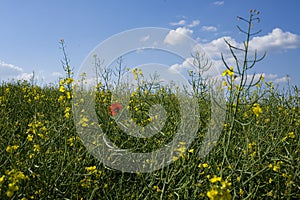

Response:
(109, 103), (123, 116)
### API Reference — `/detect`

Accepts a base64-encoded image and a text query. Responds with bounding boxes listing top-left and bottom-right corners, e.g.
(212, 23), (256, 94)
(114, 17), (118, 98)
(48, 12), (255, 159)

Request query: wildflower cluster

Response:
(67, 135), (81, 147)
(58, 78), (74, 119)
(206, 175), (232, 200)
(1, 169), (29, 198)
(26, 116), (49, 142)
(80, 166), (106, 189)
(132, 68), (143, 81)
(269, 160), (284, 173)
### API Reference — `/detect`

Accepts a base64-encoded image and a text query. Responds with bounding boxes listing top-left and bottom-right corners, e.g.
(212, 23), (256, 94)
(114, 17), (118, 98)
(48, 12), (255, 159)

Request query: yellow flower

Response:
(172, 156), (179, 161)
(33, 144), (41, 152)
(252, 103), (263, 117)
(248, 142), (256, 149)
(59, 86), (65, 93)
(64, 107), (71, 119)
(269, 178), (273, 183)
(221, 180), (232, 189)
(239, 188), (244, 196)
(58, 95), (65, 102)
(6, 145), (19, 153)
(207, 189), (218, 199)
(288, 131), (295, 138)
(86, 166), (97, 173)
(27, 134), (34, 141)
(132, 68), (138, 80)
(66, 91), (71, 99)
(6, 190), (14, 198)
(202, 163), (209, 168)
(59, 79), (65, 85)
(273, 165), (280, 172)
(210, 175), (222, 183)
(0, 175), (5, 184)
(65, 78), (74, 84)
(177, 146), (186, 153)
(153, 185), (162, 192)
(188, 149), (194, 153)
(222, 67), (234, 77)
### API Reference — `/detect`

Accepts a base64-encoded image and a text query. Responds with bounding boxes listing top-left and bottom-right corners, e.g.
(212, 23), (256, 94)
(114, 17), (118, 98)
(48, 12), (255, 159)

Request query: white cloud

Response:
(168, 57), (194, 73)
(51, 72), (63, 78)
(16, 73), (34, 81)
(201, 26), (218, 32)
(274, 75), (290, 83)
(140, 35), (150, 42)
(200, 28), (300, 62)
(264, 73), (278, 79)
(201, 36), (242, 59)
(213, 1), (224, 6)
(188, 20), (200, 28)
(0, 60), (23, 78)
(164, 27), (193, 45)
(234, 73), (263, 85)
(250, 28), (300, 52)
(170, 20), (186, 26)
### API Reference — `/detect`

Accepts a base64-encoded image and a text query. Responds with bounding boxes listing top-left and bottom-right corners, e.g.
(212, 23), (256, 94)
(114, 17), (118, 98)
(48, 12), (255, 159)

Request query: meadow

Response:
(0, 10), (299, 199)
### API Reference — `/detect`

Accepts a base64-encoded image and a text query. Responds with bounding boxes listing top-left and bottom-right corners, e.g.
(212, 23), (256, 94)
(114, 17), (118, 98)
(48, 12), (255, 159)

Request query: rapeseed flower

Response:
(252, 103), (263, 117)
(222, 67), (234, 77)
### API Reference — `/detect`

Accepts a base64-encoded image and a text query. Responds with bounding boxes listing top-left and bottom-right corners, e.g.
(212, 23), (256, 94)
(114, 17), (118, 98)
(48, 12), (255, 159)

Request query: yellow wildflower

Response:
(33, 144), (41, 152)
(86, 166), (97, 173)
(288, 131), (295, 138)
(222, 67), (234, 77)
(210, 175), (222, 183)
(6, 145), (19, 153)
(252, 103), (263, 117)
(59, 85), (65, 93)
(188, 149), (194, 153)
(0, 175), (5, 184)
(27, 134), (34, 141)
(207, 189), (218, 199)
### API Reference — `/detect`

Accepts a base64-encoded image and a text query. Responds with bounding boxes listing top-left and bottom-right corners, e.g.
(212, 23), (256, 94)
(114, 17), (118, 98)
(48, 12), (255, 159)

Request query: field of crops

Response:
(1, 11), (299, 200)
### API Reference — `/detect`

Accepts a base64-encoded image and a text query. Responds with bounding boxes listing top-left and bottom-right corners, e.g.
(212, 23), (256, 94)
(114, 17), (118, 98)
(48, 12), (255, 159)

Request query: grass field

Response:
(0, 11), (299, 200)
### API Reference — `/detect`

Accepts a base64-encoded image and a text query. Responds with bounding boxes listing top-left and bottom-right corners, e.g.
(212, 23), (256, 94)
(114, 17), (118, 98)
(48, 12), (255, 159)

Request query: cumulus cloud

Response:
(201, 26), (218, 32)
(188, 20), (200, 28)
(168, 57), (194, 73)
(213, 1), (224, 6)
(200, 28), (300, 61)
(170, 20), (186, 26)
(201, 36), (242, 59)
(164, 27), (193, 45)
(250, 28), (300, 52)
(0, 60), (23, 78)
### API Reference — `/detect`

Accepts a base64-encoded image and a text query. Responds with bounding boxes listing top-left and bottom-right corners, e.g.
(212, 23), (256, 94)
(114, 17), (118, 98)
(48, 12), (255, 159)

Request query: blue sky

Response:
(0, 0), (300, 88)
